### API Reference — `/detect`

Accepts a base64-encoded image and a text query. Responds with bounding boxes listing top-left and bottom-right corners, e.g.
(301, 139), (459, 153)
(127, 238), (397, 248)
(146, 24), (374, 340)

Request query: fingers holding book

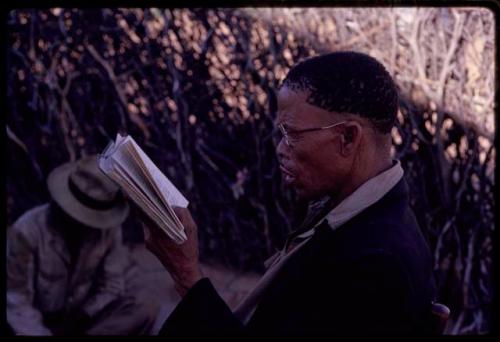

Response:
(172, 206), (197, 237)
(141, 206), (203, 297)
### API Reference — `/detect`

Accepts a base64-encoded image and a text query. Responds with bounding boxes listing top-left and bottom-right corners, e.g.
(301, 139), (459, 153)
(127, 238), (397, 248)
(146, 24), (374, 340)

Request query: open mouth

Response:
(279, 165), (296, 185)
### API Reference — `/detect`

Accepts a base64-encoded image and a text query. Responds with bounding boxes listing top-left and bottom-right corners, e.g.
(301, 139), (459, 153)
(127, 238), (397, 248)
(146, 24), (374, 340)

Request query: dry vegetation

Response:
(6, 8), (494, 334)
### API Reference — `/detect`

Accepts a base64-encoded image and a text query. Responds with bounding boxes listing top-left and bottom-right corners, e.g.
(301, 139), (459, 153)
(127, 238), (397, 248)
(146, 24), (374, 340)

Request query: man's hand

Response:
(141, 206), (203, 297)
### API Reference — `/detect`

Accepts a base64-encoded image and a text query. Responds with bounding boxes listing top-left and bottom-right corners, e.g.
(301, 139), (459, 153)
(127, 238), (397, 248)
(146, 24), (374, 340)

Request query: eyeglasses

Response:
(273, 121), (347, 147)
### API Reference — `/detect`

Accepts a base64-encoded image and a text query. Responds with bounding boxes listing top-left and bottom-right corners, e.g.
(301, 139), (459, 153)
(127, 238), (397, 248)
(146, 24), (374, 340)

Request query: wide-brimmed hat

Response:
(47, 155), (129, 229)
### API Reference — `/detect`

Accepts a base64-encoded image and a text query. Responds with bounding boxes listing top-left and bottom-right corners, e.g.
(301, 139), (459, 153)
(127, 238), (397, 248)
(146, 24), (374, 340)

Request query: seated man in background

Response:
(7, 155), (159, 335)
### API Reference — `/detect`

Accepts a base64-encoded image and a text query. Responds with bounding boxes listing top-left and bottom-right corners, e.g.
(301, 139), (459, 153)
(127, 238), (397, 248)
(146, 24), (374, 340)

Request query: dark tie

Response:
(283, 196), (337, 253)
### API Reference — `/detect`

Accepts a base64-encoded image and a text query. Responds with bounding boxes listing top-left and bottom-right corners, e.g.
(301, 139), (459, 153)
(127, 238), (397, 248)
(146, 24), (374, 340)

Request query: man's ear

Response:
(339, 122), (362, 156)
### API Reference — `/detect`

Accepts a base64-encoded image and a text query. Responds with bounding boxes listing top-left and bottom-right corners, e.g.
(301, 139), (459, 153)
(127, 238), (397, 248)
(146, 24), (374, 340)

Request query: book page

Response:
(112, 158), (164, 215)
(98, 133), (188, 243)
(111, 165), (187, 243)
(127, 137), (189, 208)
(112, 144), (187, 241)
(123, 141), (185, 231)
(115, 132), (126, 145)
(111, 142), (164, 212)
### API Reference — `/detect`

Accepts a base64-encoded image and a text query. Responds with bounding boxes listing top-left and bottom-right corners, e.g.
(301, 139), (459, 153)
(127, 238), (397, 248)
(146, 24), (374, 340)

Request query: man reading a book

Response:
(142, 51), (438, 335)
(7, 156), (159, 335)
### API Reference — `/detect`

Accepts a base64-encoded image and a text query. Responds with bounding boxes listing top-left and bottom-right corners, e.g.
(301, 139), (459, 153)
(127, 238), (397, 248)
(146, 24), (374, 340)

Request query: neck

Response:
(331, 151), (393, 209)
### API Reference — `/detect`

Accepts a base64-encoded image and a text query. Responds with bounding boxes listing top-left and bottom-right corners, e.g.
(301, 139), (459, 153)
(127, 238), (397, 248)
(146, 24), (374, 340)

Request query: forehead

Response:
(275, 86), (335, 127)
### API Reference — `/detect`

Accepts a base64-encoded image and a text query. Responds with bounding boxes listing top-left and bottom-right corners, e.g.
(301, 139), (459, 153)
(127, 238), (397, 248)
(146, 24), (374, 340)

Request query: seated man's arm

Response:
(81, 227), (126, 318)
(7, 226), (53, 335)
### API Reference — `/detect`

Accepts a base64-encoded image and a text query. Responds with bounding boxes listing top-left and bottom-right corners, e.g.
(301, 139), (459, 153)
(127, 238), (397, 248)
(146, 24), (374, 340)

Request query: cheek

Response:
(293, 145), (333, 187)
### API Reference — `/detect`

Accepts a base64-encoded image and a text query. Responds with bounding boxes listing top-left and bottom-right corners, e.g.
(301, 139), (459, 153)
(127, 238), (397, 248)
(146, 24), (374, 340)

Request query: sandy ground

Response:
(125, 243), (262, 334)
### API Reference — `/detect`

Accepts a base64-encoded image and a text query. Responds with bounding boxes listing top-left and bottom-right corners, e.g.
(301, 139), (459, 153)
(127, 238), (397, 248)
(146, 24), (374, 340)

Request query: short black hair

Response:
(282, 51), (399, 134)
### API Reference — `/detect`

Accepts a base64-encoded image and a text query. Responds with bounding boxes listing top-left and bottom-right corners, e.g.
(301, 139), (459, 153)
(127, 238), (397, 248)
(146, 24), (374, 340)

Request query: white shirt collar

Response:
(297, 160), (404, 238)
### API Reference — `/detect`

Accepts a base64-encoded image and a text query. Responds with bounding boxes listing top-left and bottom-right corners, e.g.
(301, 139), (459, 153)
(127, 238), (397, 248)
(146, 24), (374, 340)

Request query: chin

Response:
(294, 188), (321, 202)
(297, 183), (337, 203)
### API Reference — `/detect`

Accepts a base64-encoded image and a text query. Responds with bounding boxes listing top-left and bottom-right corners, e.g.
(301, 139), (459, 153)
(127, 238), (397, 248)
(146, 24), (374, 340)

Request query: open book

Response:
(98, 133), (188, 244)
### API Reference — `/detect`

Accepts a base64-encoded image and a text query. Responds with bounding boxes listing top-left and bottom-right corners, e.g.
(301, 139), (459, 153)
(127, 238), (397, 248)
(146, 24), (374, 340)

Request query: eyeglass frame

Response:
(275, 121), (347, 146)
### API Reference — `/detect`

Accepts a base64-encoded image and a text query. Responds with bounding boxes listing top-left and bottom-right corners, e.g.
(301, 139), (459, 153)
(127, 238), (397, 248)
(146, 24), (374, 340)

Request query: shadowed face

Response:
(50, 201), (96, 245)
(275, 86), (356, 202)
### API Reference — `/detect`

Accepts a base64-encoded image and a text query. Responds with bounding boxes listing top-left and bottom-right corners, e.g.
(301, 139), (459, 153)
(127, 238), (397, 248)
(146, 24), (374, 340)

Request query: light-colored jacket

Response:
(7, 204), (127, 335)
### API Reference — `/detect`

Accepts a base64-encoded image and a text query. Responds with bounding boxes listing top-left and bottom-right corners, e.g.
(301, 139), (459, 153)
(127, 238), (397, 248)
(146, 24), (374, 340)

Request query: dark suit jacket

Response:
(160, 178), (437, 335)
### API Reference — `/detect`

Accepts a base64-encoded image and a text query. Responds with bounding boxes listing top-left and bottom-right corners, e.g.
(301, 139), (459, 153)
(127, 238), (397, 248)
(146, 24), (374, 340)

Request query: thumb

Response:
(172, 206), (188, 224)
